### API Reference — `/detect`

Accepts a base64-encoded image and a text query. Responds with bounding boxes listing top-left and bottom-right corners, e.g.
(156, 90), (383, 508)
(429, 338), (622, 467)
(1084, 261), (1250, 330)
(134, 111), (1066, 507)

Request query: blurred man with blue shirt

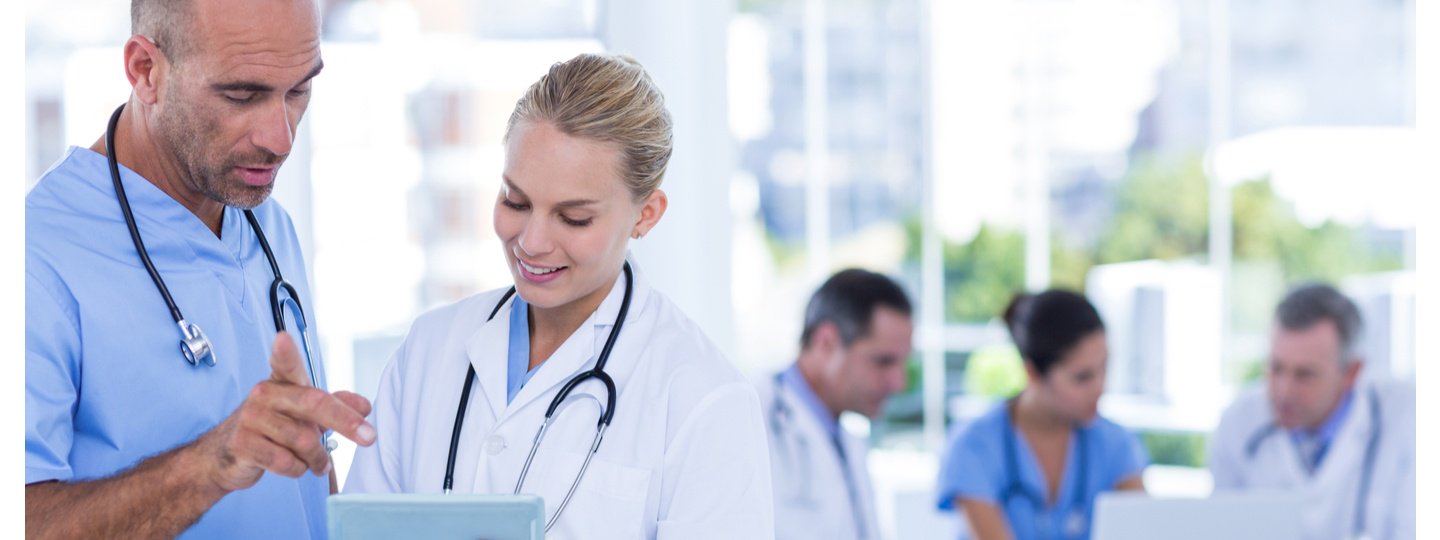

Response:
(757, 269), (914, 540)
(1209, 284), (1416, 540)
(25, 0), (375, 537)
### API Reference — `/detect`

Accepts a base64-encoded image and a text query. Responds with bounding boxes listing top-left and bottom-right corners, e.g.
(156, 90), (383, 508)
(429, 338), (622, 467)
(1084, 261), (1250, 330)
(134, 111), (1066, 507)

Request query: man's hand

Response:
(194, 332), (375, 493)
(26, 333), (378, 539)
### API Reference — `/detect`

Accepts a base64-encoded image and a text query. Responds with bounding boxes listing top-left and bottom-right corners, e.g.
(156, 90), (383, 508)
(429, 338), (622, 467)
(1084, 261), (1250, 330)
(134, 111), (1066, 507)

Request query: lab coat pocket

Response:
(540, 449), (653, 540)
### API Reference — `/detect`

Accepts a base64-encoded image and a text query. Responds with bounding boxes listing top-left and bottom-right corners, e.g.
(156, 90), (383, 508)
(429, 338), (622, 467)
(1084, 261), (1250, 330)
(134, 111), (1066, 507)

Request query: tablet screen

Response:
(328, 494), (545, 540)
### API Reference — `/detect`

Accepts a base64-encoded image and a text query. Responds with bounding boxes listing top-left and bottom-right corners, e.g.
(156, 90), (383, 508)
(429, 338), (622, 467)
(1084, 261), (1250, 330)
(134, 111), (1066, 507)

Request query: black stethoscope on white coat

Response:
(442, 261), (633, 534)
(1001, 398), (1089, 540)
(1243, 386), (1382, 537)
(105, 103), (334, 452)
(766, 373), (869, 539)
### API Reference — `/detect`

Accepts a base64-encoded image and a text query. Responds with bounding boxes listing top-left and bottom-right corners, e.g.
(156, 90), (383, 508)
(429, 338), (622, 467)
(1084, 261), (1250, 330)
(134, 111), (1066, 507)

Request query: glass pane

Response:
(729, 0), (927, 444)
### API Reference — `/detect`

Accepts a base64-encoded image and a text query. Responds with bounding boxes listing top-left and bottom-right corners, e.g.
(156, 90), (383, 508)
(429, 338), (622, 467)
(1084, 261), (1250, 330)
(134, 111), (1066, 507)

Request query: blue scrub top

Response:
(505, 296), (539, 404)
(25, 147), (329, 539)
(936, 401), (1148, 540)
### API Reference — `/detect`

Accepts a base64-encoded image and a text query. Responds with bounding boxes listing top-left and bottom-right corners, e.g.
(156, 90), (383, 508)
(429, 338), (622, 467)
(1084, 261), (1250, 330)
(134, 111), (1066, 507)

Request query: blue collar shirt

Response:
(1289, 389), (1355, 473)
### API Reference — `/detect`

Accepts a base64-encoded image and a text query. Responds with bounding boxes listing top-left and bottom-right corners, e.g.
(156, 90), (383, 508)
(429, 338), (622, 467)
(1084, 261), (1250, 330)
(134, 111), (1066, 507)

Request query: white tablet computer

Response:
(1092, 491), (1304, 540)
(327, 494), (545, 540)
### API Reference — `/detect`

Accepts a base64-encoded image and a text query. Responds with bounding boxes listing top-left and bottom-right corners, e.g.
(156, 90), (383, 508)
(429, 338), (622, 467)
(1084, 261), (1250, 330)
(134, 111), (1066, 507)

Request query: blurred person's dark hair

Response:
(801, 269), (913, 349)
(1003, 289), (1105, 376)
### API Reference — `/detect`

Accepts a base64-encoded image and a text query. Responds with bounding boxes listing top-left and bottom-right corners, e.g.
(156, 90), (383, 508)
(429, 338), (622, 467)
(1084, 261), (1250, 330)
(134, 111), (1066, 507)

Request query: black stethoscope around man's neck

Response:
(106, 103), (316, 369)
(1244, 386), (1382, 536)
(107, 103), (332, 449)
(442, 261), (633, 534)
(767, 373), (870, 538)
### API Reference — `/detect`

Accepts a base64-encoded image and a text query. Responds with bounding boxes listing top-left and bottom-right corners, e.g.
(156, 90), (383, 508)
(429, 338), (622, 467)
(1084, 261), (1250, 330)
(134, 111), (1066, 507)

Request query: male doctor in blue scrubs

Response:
(25, 0), (375, 537)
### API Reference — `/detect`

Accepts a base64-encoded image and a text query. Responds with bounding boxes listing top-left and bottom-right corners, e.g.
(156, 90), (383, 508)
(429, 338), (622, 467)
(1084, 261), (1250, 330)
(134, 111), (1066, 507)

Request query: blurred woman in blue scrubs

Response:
(936, 290), (1147, 540)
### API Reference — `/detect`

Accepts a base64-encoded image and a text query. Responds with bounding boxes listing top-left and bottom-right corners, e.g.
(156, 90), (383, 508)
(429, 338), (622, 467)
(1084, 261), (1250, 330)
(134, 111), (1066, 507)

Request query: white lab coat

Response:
(346, 262), (775, 540)
(1208, 378), (1416, 540)
(756, 375), (882, 540)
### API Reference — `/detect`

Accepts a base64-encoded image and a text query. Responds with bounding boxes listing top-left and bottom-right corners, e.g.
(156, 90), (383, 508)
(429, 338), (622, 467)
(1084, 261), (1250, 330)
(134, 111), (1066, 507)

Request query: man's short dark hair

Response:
(1275, 283), (1364, 364)
(800, 268), (913, 349)
(132, 0), (194, 62)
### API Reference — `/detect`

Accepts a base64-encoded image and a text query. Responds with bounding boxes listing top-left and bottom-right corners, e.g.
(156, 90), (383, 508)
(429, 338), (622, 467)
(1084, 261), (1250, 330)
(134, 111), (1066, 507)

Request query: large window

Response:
(729, 0), (928, 445)
(26, 0), (1420, 522)
(726, 0), (1417, 471)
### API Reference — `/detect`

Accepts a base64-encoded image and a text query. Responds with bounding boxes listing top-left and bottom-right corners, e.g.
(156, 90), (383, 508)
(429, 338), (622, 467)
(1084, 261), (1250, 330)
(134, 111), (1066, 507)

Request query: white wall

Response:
(603, 0), (738, 361)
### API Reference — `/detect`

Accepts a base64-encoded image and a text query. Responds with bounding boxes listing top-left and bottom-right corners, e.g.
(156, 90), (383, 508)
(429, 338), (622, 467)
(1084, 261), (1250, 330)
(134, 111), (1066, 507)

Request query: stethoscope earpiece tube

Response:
(106, 104), (328, 453)
(107, 102), (331, 454)
(1243, 387), (1382, 536)
(107, 103), (218, 367)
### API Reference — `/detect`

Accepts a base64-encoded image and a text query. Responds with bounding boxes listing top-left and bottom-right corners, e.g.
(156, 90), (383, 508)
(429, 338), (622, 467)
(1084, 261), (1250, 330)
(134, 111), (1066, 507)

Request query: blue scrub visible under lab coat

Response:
(936, 401), (1148, 540)
(25, 147), (329, 539)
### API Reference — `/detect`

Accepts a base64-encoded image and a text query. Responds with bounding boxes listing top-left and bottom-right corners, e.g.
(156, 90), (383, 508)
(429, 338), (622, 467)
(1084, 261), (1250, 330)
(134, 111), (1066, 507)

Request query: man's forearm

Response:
(26, 441), (228, 539)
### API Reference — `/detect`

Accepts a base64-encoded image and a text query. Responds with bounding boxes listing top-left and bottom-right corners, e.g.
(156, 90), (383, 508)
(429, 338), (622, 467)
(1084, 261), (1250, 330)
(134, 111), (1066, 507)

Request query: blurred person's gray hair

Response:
(1275, 283), (1364, 365)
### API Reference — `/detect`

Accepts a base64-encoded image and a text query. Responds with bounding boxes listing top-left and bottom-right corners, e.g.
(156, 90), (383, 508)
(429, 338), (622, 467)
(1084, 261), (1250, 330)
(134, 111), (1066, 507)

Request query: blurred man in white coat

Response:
(1209, 284), (1415, 540)
(758, 269), (913, 540)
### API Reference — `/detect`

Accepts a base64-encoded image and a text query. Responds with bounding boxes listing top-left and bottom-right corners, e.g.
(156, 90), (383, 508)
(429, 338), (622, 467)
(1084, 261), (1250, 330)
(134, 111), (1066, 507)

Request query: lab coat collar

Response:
(1288, 389), (1355, 467)
(1307, 385), (1377, 486)
(464, 292), (518, 426)
(466, 254), (653, 427)
(779, 364), (841, 441)
(1254, 383), (1378, 489)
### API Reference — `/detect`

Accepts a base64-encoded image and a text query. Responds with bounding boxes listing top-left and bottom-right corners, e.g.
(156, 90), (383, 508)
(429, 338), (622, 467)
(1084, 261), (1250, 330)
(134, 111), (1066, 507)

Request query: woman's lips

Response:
(517, 257), (566, 284)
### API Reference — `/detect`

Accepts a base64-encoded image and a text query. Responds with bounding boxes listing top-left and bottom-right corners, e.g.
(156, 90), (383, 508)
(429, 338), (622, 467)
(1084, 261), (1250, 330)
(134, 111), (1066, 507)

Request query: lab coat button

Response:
(485, 435), (506, 455)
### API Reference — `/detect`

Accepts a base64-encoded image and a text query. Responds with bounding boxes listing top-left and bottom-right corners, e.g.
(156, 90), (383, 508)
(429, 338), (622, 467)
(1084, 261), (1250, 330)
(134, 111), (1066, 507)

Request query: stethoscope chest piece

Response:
(178, 319), (217, 366)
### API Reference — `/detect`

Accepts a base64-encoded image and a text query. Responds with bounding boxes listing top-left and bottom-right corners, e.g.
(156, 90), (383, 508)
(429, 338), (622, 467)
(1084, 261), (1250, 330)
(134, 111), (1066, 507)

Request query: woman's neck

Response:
(1014, 388), (1071, 434)
(524, 274), (620, 368)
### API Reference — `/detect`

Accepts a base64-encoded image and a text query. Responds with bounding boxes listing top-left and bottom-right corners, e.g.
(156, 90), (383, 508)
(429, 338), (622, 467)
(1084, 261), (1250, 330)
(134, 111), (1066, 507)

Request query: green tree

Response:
(1095, 154), (1210, 265)
(1232, 177), (1403, 282)
(941, 224), (1025, 322)
(901, 152), (1402, 327)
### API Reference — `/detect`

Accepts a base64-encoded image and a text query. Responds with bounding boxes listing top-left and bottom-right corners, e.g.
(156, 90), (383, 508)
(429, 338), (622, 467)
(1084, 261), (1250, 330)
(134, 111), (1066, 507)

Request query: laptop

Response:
(328, 494), (545, 540)
(1092, 491), (1304, 540)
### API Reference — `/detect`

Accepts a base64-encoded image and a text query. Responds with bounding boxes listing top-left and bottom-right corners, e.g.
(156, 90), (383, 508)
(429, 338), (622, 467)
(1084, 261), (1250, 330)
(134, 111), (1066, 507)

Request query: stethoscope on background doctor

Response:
(1243, 386), (1382, 538)
(1001, 398), (1089, 540)
(767, 375), (816, 508)
(767, 373), (869, 539)
(442, 261), (633, 534)
(105, 104), (334, 453)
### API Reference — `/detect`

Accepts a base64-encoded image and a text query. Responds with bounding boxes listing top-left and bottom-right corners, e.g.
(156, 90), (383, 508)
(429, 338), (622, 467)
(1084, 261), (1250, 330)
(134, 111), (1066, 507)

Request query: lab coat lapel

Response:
(464, 294), (519, 427)
(501, 316), (597, 425)
(842, 430), (879, 540)
(782, 382), (845, 495)
(500, 259), (653, 424)
(1308, 389), (1373, 527)
(1260, 433), (1309, 488)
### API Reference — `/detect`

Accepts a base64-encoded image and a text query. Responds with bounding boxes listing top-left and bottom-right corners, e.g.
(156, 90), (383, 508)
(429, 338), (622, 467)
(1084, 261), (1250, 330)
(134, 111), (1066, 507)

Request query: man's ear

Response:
(124, 35), (168, 105)
(813, 322), (844, 360)
(1342, 358), (1364, 389)
(1023, 361), (1042, 386)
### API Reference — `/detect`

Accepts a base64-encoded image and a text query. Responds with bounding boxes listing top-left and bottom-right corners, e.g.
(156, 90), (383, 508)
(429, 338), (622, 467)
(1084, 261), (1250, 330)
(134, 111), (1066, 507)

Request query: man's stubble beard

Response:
(154, 89), (281, 210)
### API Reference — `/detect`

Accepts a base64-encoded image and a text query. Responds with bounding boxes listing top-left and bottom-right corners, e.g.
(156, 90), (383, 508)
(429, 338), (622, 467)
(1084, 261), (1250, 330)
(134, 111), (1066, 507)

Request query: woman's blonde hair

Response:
(504, 53), (674, 201)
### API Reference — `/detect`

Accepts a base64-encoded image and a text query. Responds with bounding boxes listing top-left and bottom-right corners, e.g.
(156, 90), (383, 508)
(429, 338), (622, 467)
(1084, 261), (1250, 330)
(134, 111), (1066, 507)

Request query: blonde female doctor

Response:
(345, 53), (775, 539)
